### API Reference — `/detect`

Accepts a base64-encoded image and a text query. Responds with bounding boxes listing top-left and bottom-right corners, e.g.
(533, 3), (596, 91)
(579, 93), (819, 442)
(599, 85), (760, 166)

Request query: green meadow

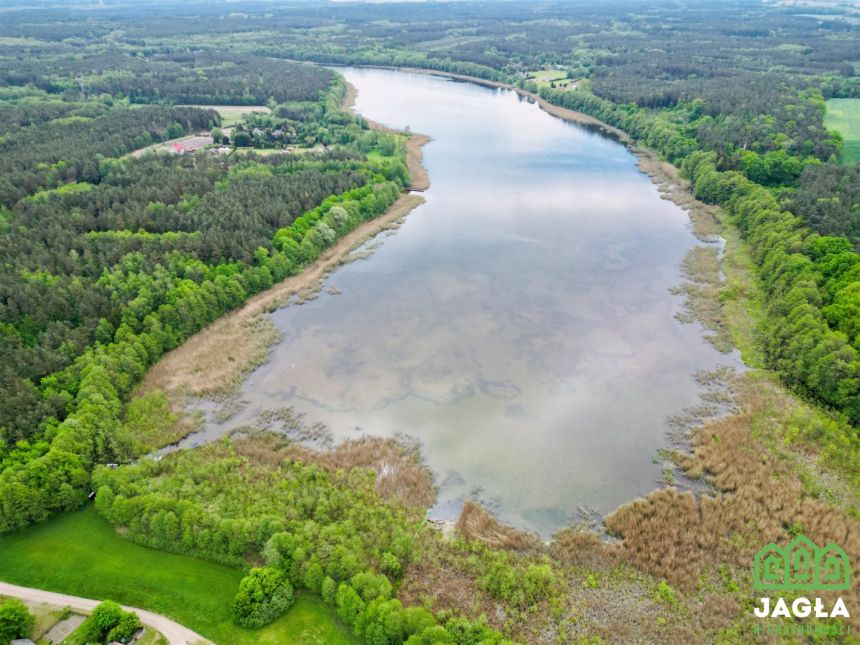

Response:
(0, 506), (357, 645)
(825, 98), (860, 165)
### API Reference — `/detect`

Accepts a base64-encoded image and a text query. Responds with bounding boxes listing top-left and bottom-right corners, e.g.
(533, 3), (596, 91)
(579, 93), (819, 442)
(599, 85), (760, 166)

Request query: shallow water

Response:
(182, 68), (738, 537)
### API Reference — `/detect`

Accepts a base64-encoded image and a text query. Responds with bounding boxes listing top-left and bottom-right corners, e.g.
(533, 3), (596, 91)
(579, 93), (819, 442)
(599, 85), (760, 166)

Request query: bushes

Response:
(80, 601), (142, 644)
(96, 434), (509, 644)
(107, 612), (144, 643)
(479, 556), (557, 609)
(232, 567), (294, 628)
(0, 598), (34, 643)
(327, 571), (508, 645)
(94, 436), (419, 568)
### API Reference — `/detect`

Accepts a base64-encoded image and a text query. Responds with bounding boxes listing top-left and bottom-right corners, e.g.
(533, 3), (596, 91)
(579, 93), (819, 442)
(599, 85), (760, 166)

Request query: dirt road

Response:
(0, 581), (210, 645)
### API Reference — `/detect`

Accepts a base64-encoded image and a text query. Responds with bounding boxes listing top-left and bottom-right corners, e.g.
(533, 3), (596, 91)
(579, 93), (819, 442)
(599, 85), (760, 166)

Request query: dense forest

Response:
(0, 105), (218, 206)
(0, 53), (412, 535)
(0, 1), (858, 644)
(1, 51), (334, 105)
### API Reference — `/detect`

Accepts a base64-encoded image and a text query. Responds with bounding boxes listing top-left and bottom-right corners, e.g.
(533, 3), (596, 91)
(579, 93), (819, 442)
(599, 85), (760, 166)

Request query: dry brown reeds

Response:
(455, 501), (542, 553)
(549, 527), (618, 570)
(635, 149), (722, 242)
(672, 245), (732, 352)
(397, 530), (497, 626)
(289, 436), (436, 511)
(404, 134), (430, 191)
(138, 193), (424, 402)
(603, 386), (860, 633)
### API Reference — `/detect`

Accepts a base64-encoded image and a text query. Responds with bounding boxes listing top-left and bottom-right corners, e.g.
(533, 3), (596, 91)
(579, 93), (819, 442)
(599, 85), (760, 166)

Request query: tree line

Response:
(1, 49), (334, 106)
(92, 436), (511, 644)
(0, 155), (371, 447)
(782, 164), (860, 248)
(534, 82), (860, 429)
(0, 64), (414, 531)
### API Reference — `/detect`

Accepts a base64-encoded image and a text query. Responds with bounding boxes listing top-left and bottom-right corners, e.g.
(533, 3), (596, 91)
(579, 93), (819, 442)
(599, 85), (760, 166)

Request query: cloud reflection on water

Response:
(185, 68), (735, 537)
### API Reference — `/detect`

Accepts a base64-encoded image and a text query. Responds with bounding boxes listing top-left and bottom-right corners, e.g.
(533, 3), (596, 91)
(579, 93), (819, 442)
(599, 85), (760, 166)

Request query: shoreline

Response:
(139, 80), (432, 404)
(125, 66), (860, 638)
(140, 192), (425, 402)
(340, 65), (735, 359)
(333, 64), (704, 226)
(330, 63), (630, 143)
(148, 63), (846, 518)
(341, 79), (430, 191)
(144, 65), (733, 499)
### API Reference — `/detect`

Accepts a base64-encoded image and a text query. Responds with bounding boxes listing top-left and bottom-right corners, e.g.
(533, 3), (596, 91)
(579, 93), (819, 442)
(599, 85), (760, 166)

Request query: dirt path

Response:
(0, 581), (210, 645)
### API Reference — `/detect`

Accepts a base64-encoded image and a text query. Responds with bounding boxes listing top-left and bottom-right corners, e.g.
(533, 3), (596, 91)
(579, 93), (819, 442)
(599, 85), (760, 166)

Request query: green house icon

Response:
(754, 535), (850, 591)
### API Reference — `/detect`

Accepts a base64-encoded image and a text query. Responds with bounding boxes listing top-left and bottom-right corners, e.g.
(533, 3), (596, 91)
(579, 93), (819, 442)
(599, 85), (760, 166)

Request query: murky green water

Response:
(185, 68), (736, 537)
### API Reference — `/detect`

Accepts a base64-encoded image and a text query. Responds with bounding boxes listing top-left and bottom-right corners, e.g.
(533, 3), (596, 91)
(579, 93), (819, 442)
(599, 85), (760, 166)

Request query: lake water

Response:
(185, 68), (734, 537)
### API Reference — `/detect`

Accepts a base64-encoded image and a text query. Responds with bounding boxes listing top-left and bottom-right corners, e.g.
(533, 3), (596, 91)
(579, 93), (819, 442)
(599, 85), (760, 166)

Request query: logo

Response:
(754, 534), (850, 591)
(751, 534), (851, 629)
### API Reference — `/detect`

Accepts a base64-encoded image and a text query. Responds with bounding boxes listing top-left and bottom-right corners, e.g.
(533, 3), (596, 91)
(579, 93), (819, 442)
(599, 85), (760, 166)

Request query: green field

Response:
(527, 69), (577, 89)
(0, 506), (357, 645)
(825, 98), (860, 165)
(178, 104), (272, 127)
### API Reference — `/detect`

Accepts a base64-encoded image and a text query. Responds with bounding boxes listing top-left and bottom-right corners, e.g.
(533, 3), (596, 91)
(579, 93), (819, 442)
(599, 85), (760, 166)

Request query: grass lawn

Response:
(178, 105), (271, 127)
(825, 97), (860, 165)
(257, 595), (359, 645)
(0, 506), (357, 644)
(134, 627), (169, 645)
(233, 147), (290, 156)
(528, 69), (567, 83)
(527, 69), (577, 89)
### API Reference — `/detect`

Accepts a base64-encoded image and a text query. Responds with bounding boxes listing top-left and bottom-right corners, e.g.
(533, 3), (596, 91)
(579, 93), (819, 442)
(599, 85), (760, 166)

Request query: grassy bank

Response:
(0, 506), (356, 644)
(825, 98), (860, 165)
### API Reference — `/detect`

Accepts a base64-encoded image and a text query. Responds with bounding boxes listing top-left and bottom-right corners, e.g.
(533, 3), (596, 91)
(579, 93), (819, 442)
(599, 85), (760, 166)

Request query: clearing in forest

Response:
(825, 98), (860, 165)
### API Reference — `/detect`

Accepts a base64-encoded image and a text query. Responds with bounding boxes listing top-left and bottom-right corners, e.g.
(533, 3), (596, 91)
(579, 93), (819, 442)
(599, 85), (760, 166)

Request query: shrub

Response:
(81, 601), (141, 644)
(656, 580), (678, 607)
(232, 567), (294, 628)
(107, 612), (143, 643)
(0, 598), (34, 643)
(381, 551), (402, 580)
(480, 556), (557, 608)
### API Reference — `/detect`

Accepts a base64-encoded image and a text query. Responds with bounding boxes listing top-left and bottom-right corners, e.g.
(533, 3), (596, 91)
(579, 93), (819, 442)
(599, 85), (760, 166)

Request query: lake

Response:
(185, 67), (734, 537)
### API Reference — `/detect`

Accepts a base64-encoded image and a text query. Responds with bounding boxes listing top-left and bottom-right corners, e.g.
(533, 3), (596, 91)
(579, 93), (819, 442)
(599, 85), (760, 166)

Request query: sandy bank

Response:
(342, 80), (430, 191)
(139, 82), (432, 402)
(141, 192), (425, 400)
(339, 65), (630, 144)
